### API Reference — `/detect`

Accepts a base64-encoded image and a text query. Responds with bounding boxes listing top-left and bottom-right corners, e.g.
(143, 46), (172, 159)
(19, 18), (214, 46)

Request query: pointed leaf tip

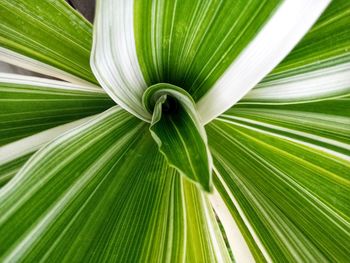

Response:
(143, 84), (213, 192)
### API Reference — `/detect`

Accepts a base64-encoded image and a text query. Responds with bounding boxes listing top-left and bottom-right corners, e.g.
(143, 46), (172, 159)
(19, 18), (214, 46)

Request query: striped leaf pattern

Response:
(0, 74), (113, 146)
(244, 0), (350, 103)
(207, 100), (350, 261)
(0, 0), (96, 84)
(0, 107), (230, 262)
(206, 2), (350, 259)
(0, 0), (349, 262)
(0, 74), (114, 186)
(144, 83), (213, 192)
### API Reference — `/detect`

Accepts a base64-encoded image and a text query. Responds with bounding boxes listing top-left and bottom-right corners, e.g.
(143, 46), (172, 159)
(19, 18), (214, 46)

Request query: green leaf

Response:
(0, 74), (114, 186)
(209, 3), (350, 261)
(183, 181), (232, 262)
(243, 0), (350, 104)
(0, 117), (96, 187)
(224, 98), (350, 158)
(207, 97), (350, 262)
(0, 106), (230, 262)
(143, 83), (212, 192)
(1, 0), (348, 261)
(0, 153), (30, 188)
(92, 0), (330, 124)
(134, 0), (331, 124)
(243, 63), (350, 103)
(0, 74), (114, 146)
(266, 0), (350, 81)
(134, 0), (280, 95)
(91, 0), (151, 121)
(0, 0), (96, 84)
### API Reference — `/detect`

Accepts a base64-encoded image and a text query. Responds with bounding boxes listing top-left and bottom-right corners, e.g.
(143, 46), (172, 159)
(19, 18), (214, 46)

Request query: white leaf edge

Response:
(0, 47), (96, 87)
(197, 0), (331, 124)
(210, 166), (272, 263)
(243, 63), (350, 102)
(91, 0), (151, 122)
(0, 73), (103, 93)
(0, 116), (96, 166)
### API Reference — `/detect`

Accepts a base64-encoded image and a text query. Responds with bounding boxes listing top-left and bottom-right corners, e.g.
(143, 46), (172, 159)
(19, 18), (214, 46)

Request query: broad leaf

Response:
(0, 74), (114, 185)
(91, 0), (151, 121)
(266, 0), (350, 80)
(244, 0), (350, 103)
(243, 63), (350, 103)
(207, 97), (350, 262)
(0, 0), (96, 84)
(0, 0), (348, 262)
(208, 2), (350, 261)
(133, 0), (330, 124)
(0, 106), (230, 262)
(92, 0), (329, 124)
(143, 83), (212, 192)
(0, 153), (30, 187)
(0, 117), (95, 187)
(0, 74), (113, 146)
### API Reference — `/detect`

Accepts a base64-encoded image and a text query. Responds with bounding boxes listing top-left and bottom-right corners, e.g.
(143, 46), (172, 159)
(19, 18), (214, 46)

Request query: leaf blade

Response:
(0, 74), (114, 186)
(91, 0), (150, 121)
(207, 98), (350, 261)
(144, 83), (213, 192)
(0, 0), (96, 84)
(0, 106), (229, 262)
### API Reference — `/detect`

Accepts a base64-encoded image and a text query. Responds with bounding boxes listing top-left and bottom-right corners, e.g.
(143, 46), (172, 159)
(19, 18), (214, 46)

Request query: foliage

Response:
(0, 0), (349, 262)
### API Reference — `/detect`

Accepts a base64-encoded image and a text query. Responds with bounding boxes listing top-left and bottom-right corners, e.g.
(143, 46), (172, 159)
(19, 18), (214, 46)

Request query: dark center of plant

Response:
(161, 96), (178, 114)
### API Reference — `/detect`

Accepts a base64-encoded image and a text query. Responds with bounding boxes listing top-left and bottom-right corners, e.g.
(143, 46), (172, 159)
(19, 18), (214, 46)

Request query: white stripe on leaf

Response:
(0, 48), (94, 86)
(197, 0), (331, 124)
(244, 63), (350, 102)
(91, 0), (150, 121)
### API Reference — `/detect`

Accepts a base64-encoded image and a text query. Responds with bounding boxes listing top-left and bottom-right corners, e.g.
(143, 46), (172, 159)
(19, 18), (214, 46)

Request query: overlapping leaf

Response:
(207, 92), (350, 261)
(244, 0), (350, 103)
(0, 107), (230, 262)
(143, 83), (212, 191)
(0, 0), (349, 262)
(0, 0), (96, 84)
(0, 74), (114, 186)
(92, 0), (330, 123)
(206, 2), (350, 261)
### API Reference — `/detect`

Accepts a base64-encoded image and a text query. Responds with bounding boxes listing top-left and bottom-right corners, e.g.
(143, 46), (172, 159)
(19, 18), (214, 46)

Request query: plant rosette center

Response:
(142, 83), (213, 192)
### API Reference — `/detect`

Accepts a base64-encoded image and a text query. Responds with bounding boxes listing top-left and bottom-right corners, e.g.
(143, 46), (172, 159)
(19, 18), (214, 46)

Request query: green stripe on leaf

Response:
(0, 0), (96, 84)
(143, 83), (213, 192)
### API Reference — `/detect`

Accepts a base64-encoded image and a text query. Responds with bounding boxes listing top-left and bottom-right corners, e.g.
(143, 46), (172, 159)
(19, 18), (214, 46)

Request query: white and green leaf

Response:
(0, 74), (114, 185)
(0, 0), (96, 84)
(244, 0), (350, 104)
(0, 107), (230, 262)
(207, 3), (350, 258)
(143, 83), (213, 192)
(207, 96), (350, 262)
(1, 0), (349, 262)
(91, 0), (150, 121)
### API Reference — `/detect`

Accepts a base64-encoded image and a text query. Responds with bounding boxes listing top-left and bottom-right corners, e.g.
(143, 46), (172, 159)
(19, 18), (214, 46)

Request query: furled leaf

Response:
(134, 0), (330, 124)
(0, 106), (230, 262)
(92, 0), (330, 124)
(0, 0), (96, 84)
(143, 83), (212, 192)
(1, 0), (349, 262)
